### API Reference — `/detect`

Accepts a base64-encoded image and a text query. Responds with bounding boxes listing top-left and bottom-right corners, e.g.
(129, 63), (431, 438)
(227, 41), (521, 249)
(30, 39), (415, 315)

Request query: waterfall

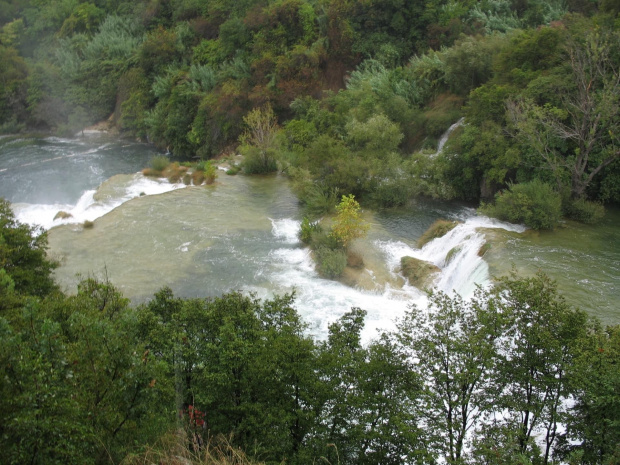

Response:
(433, 117), (465, 157)
(414, 215), (526, 297)
(13, 174), (186, 230)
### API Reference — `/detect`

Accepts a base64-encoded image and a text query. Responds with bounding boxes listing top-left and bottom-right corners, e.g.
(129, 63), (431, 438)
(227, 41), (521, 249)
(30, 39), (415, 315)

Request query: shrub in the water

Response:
(316, 247), (347, 279)
(563, 197), (605, 224)
(479, 179), (561, 230)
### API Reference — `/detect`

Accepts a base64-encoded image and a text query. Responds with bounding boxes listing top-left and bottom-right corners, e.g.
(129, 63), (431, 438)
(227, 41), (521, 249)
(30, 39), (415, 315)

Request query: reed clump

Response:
(121, 431), (263, 465)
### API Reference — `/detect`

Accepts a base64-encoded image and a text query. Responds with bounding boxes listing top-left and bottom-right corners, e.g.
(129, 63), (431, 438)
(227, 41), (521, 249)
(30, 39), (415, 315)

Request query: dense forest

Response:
(1, 0), (620, 463)
(1, 0), (619, 226)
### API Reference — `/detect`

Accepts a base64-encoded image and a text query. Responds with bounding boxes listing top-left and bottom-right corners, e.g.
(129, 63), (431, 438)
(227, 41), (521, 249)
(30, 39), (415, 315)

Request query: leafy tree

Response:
(329, 194), (369, 248)
(239, 104), (279, 174)
(312, 308), (424, 464)
(559, 324), (620, 464)
(0, 199), (58, 298)
(492, 272), (591, 465)
(507, 29), (620, 200)
(396, 288), (504, 464)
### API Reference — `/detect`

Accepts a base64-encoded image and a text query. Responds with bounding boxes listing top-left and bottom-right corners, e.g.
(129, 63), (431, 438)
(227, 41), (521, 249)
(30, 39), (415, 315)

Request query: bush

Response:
(315, 246), (347, 279)
(330, 194), (369, 248)
(563, 197), (605, 224)
(479, 179), (562, 229)
(203, 161), (217, 185)
(301, 184), (339, 217)
(241, 146), (278, 174)
(149, 155), (170, 172)
(299, 217), (322, 244)
(192, 170), (205, 185)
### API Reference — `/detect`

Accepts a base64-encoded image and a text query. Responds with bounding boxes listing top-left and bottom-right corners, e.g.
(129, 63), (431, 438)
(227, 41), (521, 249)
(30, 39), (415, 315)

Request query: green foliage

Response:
(315, 246), (347, 279)
(299, 216), (322, 244)
(0, 198), (58, 297)
(330, 194), (369, 248)
(58, 2), (105, 38)
(559, 324), (620, 464)
(240, 105), (279, 174)
(202, 160), (217, 184)
(480, 179), (562, 229)
(563, 197), (605, 224)
(149, 155), (170, 172)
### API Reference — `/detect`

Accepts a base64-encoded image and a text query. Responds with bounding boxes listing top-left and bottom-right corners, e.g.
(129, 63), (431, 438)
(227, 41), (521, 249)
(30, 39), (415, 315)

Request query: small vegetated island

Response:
(1, 0), (619, 463)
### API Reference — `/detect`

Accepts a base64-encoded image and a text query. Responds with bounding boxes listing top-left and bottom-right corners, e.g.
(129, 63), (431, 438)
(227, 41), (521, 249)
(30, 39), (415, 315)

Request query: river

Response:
(0, 133), (617, 339)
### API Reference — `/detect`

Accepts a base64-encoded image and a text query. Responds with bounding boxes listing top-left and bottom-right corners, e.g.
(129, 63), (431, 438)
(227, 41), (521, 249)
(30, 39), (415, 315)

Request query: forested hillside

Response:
(1, 0), (619, 225)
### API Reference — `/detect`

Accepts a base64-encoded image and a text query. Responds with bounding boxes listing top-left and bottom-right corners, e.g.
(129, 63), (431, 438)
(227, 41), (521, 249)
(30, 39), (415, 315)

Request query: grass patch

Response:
(150, 155), (170, 171)
(315, 246), (347, 279)
(445, 246), (461, 264)
(192, 170), (205, 185)
(418, 219), (459, 247)
(122, 431), (263, 465)
(162, 163), (187, 183)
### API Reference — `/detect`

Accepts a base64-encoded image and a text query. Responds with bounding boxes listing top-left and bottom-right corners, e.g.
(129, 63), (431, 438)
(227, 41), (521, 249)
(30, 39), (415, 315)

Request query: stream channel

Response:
(1, 133), (618, 340)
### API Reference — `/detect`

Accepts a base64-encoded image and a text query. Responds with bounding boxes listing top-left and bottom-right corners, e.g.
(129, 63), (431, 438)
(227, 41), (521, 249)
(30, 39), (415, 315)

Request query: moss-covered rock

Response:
(418, 219), (459, 248)
(445, 246), (461, 264)
(53, 211), (73, 220)
(400, 256), (440, 289)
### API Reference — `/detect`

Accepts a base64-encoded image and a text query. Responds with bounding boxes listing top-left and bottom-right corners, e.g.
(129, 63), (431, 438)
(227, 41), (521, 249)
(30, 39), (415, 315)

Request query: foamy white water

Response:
(266, 218), (426, 341)
(13, 174), (186, 230)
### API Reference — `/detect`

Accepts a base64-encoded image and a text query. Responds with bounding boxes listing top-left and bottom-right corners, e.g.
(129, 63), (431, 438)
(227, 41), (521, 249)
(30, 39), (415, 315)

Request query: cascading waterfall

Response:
(13, 175), (186, 230)
(433, 117), (465, 157)
(414, 215), (526, 296)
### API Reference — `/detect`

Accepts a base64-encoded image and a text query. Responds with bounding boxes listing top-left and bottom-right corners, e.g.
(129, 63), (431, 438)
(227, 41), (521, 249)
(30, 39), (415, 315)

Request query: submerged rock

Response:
(53, 211), (73, 220)
(400, 256), (440, 290)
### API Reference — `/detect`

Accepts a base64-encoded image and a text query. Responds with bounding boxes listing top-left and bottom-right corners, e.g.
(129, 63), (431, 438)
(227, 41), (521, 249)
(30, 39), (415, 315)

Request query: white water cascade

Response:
(377, 211), (526, 298)
(433, 117), (465, 157)
(267, 212), (526, 340)
(13, 174), (186, 230)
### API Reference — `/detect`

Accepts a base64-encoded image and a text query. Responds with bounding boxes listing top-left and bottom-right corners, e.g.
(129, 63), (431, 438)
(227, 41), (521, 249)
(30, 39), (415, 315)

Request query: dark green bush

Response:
(302, 184), (339, 217)
(479, 179), (562, 229)
(315, 246), (347, 279)
(563, 197), (605, 224)
(241, 147), (278, 174)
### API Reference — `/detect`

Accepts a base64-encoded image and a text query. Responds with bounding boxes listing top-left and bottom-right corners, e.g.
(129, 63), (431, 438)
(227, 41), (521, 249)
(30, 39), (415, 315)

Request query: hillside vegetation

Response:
(1, 0), (619, 227)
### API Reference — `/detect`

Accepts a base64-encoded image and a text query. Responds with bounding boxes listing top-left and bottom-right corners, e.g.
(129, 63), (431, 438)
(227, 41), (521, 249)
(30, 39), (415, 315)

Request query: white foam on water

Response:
(268, 218), (427, 342)
(12, 173), (186, 230)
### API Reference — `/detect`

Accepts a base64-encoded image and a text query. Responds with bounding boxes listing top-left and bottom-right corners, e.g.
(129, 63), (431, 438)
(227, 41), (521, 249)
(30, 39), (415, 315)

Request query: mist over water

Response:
(1, 135), (618, 337)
